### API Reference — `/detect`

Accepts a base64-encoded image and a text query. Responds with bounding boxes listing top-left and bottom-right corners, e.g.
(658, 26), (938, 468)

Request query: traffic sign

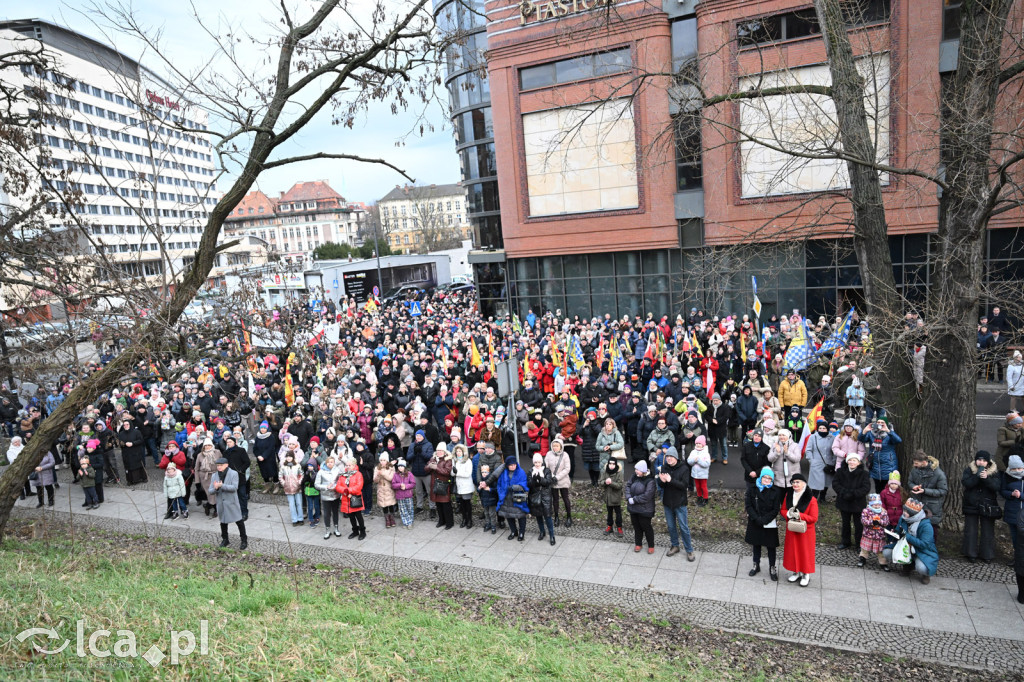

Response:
(409, 301), (422, 317)
(372, 286), (380, 297)
(332, 279), (339, 289)
(753, 296), (762, 318)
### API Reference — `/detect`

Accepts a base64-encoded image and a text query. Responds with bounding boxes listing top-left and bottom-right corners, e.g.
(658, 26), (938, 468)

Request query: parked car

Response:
(381, 281), (434, 303)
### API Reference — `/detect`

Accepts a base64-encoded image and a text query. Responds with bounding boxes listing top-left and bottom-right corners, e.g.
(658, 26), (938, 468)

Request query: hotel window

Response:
(519, 48), (631, 90)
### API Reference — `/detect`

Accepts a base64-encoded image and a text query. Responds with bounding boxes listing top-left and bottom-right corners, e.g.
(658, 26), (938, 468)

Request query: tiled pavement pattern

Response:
(11, 482), (1024, 671)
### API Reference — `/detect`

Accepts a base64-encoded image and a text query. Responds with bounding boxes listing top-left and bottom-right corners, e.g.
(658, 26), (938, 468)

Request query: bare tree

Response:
(0, 0), (442, 538)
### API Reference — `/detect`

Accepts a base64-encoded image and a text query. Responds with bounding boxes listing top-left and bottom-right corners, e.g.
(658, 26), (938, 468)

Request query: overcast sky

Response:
(3, 0), (461, 204)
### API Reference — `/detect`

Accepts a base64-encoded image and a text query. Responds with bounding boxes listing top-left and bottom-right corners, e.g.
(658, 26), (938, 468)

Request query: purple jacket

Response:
(391, 470), (416, 500)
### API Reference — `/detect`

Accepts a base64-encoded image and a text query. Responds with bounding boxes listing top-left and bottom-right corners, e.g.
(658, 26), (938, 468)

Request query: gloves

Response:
(627, 497), (635, 505)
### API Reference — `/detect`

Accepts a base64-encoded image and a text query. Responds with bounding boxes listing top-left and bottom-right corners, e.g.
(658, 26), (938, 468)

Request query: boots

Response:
(324, 526), (333, 540)
(262, 482), (274, 494)
(769, 565), (778, 582)
(553, 512), (560, 528)
(465, 515), (473, 529)
(387, 513), (395, 528)
(749, 562), (761, 577)
(219, 524), (229, 548)
(238, 526), (248, 551)
(273, 483), (283, 495)
(538, 526), (546, 541)
(564, 514), (573, 528)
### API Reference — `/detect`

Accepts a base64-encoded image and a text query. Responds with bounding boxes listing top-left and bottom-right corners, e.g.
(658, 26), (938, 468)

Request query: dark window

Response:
(674, 106), (702, 191)
(738, 1), (888, 47)
(671, 18), (697, 72)
(943, 0), (961, 41)
(519, 48), (630, 90)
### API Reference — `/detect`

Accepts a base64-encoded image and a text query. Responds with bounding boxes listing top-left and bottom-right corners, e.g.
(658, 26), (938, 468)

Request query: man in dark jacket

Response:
(222, 435), (251, 520)
(741, 429), (771, 487)
(287, 413), (314, 451)
(657, 449), (694, 561)
(406, 430), (435, 517)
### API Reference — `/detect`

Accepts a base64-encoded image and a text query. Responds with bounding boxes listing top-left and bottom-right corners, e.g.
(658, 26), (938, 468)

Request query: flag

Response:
(739, 328), (747, 360)
(551, 335), (563, 368)
(522, 355), (530, 379)
(691, 331), (703, 357)
(816, 308), (854, 357)
(247, 371), (256, 396)
(799, 398), (825, 455)
(512, 315), (523, 334)
(240, 319), (252, 353)
(284, 353), (295, 407)
(569, 335), (586, 371)
(595, 335), (606, 371)
(470, 338), (483, 368)
(612, 339), (628, 378)
(487, 331), (496, 375)
(643, 333), (656, 363)
(622, 334), (633, 358)
(364, 299), (378, 313)
(783, 319), (815, 372)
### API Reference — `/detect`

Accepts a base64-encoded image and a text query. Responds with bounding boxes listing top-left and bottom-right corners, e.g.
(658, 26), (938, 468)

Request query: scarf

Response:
(256, 430), (273, 440)
(905, 509), (926, 537)
(791, 486), (806, 509)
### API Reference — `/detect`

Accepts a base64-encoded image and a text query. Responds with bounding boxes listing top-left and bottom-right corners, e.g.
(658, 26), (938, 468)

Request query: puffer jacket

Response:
(544, 444), (571, 489)
(626, 474), (657, 517)
(961, 461), (1000, 516)
(577, 419), (602, 464)
(860, 428), (901, 481)
(279, 463), (303, 495)
(906, 456), (947, 524)
(831, 431), (865, 469)
(314, 464), (342, 502)
(1000, 472), (1024, 525)
(163, 471), (186, 499)
(687, 446), (711, 480)
(595, 428), (624, 469)
(645, 427), (674, 458)
(374, 466), (397, 507)
(768, 438), (802, 487)
(778, 378), (807, 408)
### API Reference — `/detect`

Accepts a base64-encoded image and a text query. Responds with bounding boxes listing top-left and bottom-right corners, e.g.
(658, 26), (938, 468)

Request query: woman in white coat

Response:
(1008, 350), (1024, 414)
(768, 428), (802, 490)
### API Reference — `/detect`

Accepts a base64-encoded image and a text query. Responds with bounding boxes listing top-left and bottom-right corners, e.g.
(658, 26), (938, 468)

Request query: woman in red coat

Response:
(336, 456), (366, 540)
(781, 473), (818, 586)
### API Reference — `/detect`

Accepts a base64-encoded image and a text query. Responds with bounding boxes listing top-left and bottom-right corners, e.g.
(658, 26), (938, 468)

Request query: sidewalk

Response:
(13, 480), (1024, 670)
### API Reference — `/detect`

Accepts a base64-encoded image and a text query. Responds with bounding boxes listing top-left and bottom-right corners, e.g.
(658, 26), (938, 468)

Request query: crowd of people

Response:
(1, 289), (1022, 603)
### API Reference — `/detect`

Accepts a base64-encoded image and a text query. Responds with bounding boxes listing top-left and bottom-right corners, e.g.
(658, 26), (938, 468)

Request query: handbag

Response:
(611, 447), (626, 461)
(349, 494), (363, 508)
(978, 502), (1003, 519)
(510, 484), (528, 504)
(786, 519), (807, 533)
(432, 478), (449, 497)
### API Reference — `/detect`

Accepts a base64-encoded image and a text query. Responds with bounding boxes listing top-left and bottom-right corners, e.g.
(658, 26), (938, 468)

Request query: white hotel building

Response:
(0, 18), (224, 297)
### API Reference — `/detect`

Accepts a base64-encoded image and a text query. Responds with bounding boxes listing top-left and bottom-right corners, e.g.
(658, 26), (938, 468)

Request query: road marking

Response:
(977, 415), (1008, 420)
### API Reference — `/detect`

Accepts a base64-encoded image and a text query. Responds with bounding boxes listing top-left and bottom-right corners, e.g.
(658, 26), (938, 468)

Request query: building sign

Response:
(520, 0), (615, 25)
(264, 272), (305, 289)
(145, 89), (181, 111)
(342, 270), (379, 303)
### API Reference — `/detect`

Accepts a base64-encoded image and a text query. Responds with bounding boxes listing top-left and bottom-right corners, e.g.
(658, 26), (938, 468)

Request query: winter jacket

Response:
(906, 457), (948, 525)
(208, 467), (243, 523)
(768, 438), (801, 487)
(735, 393), (759, 425)
(626, 474), (657, 517)
(961, 461), (1001, 516)
(880, 484), (903, 525)
(744, 484), (781, 548)
(805, 432), (836, 491)
(405, 439), (433, 477)
(645, 427), (674, 458)
(527, 466), (554, 516)
(391, 470), (416, 501)
(706, 403), (732, 438)
(832, 464), (871, 513)
(860, 428), (901, 481)
(996, 425), (1023, 466)
(577, 418), (602, 464)
(687, 446), (711, 480)
(595, 428), (624, 470)
(426, 455), (453, 504)
(741, 441), (771, 484)
(280, 463), (303, 496)
(374, 466), (397, 507)
(336, 469), (365, 513)
(454, 459), (475, 497)
(163, 471), (186, 499)
(544, 446), (571, 489)
(896, 514), (938, 576)
(1000, 473), (1024, 525)
(831, 432), (865, 470)
(778, 378), (807, 408)
(315, 464), (342, 502)
(496, 466), (530, 518)
(657, 457), (690, 509)
(602, 463), (624, 507)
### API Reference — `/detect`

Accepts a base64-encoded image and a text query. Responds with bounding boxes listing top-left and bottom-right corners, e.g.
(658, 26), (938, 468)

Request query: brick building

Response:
(225, 180), (366, 264)
(458, 0), (1024, 320)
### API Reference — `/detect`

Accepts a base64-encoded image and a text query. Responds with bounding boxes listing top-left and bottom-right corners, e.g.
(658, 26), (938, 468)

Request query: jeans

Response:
(709, 434), (728, 462)
(146, 437), (160, 466)
(306, 495), (321, 523)
(882, 549), (930, 577)
(286, 493), (303, 523)
(664, 504), (693, 552)
(169, 496), (187, 513)
(535, 514), (555, 538)
(864, 404), (886, 423)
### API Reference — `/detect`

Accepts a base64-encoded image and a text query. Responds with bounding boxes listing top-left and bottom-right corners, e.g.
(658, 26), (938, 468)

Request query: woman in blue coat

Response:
(496, 456), (530, 541)
(860, 419), (901, 493)
(883, 498), (938, 584)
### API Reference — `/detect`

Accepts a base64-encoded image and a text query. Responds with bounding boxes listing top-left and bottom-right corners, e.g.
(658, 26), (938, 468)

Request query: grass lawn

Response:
(0, 523), (1000, 681)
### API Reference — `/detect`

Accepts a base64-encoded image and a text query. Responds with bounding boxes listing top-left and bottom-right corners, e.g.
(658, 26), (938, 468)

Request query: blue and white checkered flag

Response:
(783, 318), (815, 372)
(817, 309), (854, 357)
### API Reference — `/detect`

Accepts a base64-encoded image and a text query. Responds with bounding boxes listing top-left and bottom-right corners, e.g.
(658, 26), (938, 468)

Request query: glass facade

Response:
(506, 228), (1024, 322)
(434, 0), (504, 315)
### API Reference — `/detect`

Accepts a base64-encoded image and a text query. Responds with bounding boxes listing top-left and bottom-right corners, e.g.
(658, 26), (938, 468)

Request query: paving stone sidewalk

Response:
(12, 480), (1024, 671)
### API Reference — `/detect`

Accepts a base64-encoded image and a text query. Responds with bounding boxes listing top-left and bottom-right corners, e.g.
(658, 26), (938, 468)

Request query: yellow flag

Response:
(284, 353), (295, 407)
(691, 331), (703, 356)
(740, 329), (746, 360)
(470, 338), (483, 367)
(487, 331), (496, 375)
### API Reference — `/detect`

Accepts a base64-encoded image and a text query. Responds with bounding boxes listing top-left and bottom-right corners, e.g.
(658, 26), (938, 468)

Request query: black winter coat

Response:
(744, 484), (781, 548)
(528, 466), (554, 516)
(577, 419), (602, 464)
(706, 403), (733, 438)
(658, 458), (690, 509)
(741, 441), (771, 483)
(832, 465), (871, 513)
(961, 462), (1001, 516)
